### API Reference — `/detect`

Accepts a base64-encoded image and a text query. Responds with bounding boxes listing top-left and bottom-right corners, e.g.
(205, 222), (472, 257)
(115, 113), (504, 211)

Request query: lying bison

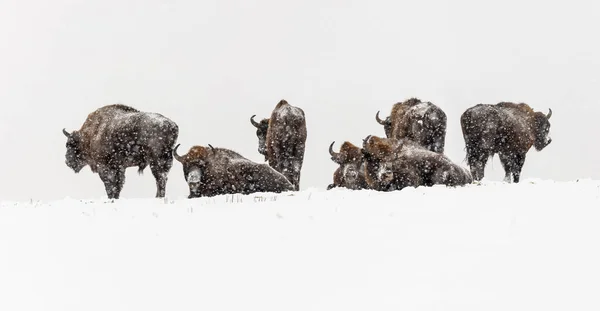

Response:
(375, 98), (447, 153)
(362, 135), (472, 191)
(460, 102), (552, 183)
(62, 104), (179, 199)
(250, 99), (307, 191)
(327, 141), (368, 190)
(173, 144), (294, 198)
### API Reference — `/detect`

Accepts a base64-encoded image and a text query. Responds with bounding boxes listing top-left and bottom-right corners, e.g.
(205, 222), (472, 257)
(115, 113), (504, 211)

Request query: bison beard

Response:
(460, 102), (552, 183)
(362, 135), (472, 191)
(173, 144), (294, 198)
(62, 104), (179, 199)
(375, 98), (447, 154)
(250, 99), (307, 191)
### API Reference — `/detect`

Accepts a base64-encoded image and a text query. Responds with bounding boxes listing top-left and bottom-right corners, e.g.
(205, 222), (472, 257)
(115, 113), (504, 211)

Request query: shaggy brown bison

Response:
(173, 144), (294, 198)
(460, 102), (552, 183)
(361, 135), (472, 191)
(375, 98), (447, 153)
(62, 104), (179, 199)
(250, 99), (307, 191)
(327, 141), (368, 190)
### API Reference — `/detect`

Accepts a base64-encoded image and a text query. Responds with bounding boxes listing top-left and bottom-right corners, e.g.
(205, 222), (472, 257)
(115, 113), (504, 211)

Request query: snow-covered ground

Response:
(1, 179), (599, 311)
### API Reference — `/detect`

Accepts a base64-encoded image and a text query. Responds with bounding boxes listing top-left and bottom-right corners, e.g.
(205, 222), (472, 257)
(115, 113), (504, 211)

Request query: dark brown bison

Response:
(327, 141), (368, 190)
(460, 102), (552, 183)
(375, 98), (447, 153)
(361, 135), (472, 191)
(173, 144), (294, 198)
(250, 99), (307, 191)
(62, 104), (179, 199)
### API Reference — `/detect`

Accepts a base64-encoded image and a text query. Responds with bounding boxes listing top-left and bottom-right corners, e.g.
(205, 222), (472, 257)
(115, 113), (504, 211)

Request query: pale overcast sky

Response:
(1, 0), (598, 201)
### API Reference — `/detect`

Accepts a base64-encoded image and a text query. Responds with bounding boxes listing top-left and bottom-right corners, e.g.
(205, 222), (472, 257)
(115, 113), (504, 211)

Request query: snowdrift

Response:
(1, 179), (599, 311)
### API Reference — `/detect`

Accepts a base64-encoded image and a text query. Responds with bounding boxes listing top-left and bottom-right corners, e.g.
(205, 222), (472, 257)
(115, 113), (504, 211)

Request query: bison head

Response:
(174, 144), (212, 198)
(361, 135), (401, 190)
(250, 115), (270, 157)
(375, 111), (392, 138)
(62, 128), (86, 173)
(533, 108), (552, 151)
(329, 141), (364, 189)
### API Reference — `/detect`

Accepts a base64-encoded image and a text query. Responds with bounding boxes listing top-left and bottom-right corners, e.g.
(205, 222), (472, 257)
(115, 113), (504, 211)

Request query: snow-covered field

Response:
(1, 179), (600, 311)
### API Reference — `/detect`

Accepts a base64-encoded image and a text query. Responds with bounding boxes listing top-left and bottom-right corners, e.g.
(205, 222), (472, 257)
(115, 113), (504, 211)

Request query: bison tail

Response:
(462, 142), (477, 168)
(461, 137), (471, 164)
(138, 162), (147, 175)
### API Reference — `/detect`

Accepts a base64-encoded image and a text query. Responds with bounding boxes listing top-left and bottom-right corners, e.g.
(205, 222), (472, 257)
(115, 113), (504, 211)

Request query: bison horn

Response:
(208, 144), (215, 151)
(363, 135), (372, 147)
(329, 141), (340, 164)
(375, 111), (386, 125)
(62, 128), (71, 138)
(546, 108), (552, 120)
(250, 115), (260, 128)
(173, 144), (184, 162)
(329, 141), (340, 163)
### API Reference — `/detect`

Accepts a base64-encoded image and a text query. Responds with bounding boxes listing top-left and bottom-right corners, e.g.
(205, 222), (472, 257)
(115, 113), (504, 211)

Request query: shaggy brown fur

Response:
(375, 98), (447, 154)
(327, 141), (368, 190)
(362, 135), (404, 161)
(460, 102), (552, 183)
(361, 135), (417, 191)
(250, 99), (307, 191)
(362, 135), (472, 191)
(62, 104), (179, 199)
(173, 144), (294, 198)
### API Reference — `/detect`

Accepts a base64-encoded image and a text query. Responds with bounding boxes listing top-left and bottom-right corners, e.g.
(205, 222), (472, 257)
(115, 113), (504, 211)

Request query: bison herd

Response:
(62, 98), (553, 199)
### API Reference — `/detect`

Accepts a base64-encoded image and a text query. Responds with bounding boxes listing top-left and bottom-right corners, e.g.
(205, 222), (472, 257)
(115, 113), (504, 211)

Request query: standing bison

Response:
(361, 135), (472, 191)
(62, 104), (179, 199)
(327, 141), (368, 190)
(460, 102), (552, 183)
(173, 144), (294, 198)
(250, 99), (307, 191)
(375, 98), (447, 153)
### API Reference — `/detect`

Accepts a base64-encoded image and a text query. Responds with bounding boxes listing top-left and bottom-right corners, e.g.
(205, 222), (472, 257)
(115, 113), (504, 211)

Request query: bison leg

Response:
(499, 153), (514, 183)
(467, 150), (489, 182)
(98, 165), (126, 199)
(290, 159), (303, 191)
(288, 143), (305, 191)
(499, 153), (527, 183)
(150, 153), (173, 198)
(274, 156), (298, 191)
(512, 153), (526, 183)
(281, 160), (297, 191)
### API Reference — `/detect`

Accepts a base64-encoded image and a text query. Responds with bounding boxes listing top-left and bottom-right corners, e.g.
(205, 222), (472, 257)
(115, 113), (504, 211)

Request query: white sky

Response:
(1, 0), (598, 201)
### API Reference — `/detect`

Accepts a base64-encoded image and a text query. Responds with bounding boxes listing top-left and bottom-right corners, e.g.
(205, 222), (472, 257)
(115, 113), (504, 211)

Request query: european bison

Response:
(361, 135), (472, 191)
(173, 144), (294, 198)
(375, 98), (447, 153)
(327, 141), (368, 190)
(250, 99), (307, 191)
(460, 102), (552, 183)
(62, 104), (179, 199)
